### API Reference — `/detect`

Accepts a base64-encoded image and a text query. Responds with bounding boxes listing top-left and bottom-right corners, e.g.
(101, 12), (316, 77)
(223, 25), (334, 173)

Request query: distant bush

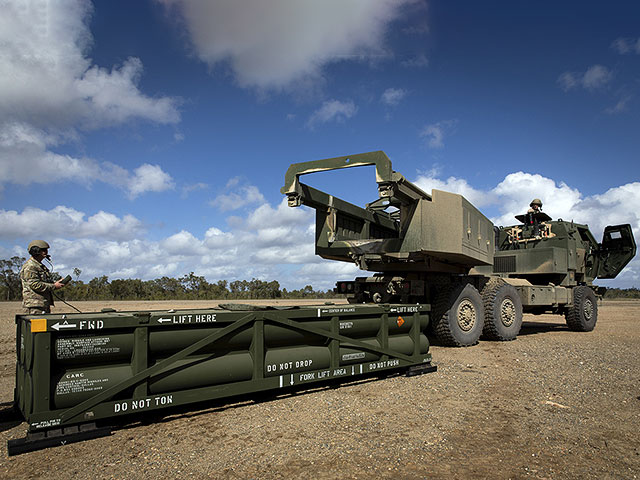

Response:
(602, 287), (640, 299)
(0, 257), (340, 302)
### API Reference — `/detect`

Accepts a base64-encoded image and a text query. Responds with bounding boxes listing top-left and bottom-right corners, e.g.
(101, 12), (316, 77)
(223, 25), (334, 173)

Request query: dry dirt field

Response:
(0, 299), (638, 479)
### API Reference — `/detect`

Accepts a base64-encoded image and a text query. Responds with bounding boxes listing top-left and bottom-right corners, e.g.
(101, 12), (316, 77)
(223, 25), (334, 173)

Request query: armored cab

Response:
(492, 220), (636, 286)
(283, 151), (637, 347)
(495, 219), (590, 286)
(481, 217), (637, 326)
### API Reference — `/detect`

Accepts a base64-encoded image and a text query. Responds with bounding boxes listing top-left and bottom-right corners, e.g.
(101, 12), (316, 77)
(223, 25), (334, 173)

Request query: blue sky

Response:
(1, 0), (639, 290)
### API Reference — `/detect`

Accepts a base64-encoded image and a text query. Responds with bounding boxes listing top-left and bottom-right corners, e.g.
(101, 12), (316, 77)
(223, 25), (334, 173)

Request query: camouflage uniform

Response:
(525, 198), (543, 238)
(20, 257), (56, 314)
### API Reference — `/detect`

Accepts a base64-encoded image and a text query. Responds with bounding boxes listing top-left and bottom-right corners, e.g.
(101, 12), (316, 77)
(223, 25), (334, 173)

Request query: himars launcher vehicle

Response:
(281, 151), (636, 347)
(7, 150), (635, 454)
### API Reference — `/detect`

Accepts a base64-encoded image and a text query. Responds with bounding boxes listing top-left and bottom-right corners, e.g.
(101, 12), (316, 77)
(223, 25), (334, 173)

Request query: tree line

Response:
(0, 256), (338, 302)
(602, 287), (640, 299)
(3, 255), (638, 302)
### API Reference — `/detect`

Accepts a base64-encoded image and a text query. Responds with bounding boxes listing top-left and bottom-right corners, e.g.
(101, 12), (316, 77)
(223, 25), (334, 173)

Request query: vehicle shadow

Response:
(427, 320), (569, 346)
(115, 373), (400, 432)
(0, 402), (23, 432)
(517, 320), (569, 336)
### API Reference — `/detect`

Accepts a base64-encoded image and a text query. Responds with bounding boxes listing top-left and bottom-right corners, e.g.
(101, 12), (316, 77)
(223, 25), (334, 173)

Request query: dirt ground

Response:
(0, 298), (638, 479)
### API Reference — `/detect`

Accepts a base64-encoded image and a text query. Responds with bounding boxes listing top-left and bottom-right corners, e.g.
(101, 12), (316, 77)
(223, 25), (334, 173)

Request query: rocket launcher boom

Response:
(281, 151), (494, 274)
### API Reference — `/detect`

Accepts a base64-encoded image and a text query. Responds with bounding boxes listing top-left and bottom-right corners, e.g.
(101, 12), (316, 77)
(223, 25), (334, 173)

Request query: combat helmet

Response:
(530, 198), (543, 208)
(28, 240), (50, 255)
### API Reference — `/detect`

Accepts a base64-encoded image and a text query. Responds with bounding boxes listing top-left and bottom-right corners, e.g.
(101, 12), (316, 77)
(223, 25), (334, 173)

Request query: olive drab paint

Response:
(281, 151), (495, 274)
(11, 303), (434, 452)
(9, 150), (636, 453)
(283, 151), (636, 346)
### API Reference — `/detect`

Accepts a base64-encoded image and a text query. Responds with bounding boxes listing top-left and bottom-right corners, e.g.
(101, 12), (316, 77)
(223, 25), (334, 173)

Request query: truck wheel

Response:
(565, 286), (598, 332)
(432, 283), (484, 347)
(482, 279), (523, 341)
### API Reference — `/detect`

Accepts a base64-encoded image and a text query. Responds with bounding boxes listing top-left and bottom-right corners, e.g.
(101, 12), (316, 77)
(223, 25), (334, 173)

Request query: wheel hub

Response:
(457, 299), (476, 331)
(500, 298), (516, 327)
(583, 299), (594, 320)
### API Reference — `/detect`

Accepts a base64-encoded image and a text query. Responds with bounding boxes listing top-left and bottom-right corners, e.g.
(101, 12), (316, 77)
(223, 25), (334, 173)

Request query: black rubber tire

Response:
(481, 279), (523, 341)
(565, 286), (598, 332)
(432, 283), (484, 347)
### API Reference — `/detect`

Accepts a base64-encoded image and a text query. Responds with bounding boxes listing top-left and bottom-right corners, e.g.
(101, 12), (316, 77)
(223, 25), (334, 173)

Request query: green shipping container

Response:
(10, 303), (435, 455)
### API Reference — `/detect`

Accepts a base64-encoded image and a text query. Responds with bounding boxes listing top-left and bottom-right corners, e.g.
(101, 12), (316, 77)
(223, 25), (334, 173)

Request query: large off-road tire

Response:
(432, 283), (484, 347)
(565, 286), (598, 332)
(481, 278), (523, 341)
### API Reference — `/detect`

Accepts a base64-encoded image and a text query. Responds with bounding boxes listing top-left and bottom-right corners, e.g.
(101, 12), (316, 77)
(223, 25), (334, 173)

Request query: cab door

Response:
(597, 224), (637, 279)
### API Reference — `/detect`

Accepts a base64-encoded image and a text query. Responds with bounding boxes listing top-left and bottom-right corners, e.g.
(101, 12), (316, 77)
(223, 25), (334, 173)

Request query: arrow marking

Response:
(51, 321), (77, 331)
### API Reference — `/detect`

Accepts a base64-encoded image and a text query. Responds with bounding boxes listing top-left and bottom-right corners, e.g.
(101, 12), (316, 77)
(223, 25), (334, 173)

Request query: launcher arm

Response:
(281, 151), (431, 208)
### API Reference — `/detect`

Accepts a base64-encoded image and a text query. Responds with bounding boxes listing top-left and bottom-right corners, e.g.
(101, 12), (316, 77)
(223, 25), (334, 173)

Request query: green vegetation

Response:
(0, 257), (338, 302)
(602, 287), (640, 299)
(4, 256), (636, 302)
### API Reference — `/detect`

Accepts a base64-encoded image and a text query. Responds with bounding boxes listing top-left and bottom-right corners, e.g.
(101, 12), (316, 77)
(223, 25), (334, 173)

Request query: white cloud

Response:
(74, 58), (179, 127)
(0, 1), (179, 129)
(611, 37), (640, 55)
(582, 65), (613, 90)
(0, 122), (99, 185)
(381, 88), (407, 106)
(148, 262), (180, 278)
(400, 53), (429, 68)
(0, 0), (180, 196)
(419, 120), (457, 149)
(48, 238), (161, 276)
(297, 261), (361, 283)
(0, 206), (144, 241)
(411, 168), (640, 287)
(414, 174), (494, 208)
(212, 178), (266, 211)
(157, 0), (416, 90)
(0, 123), (176, 198)
(421, 124), (444, 148)
(605, 95), (632, 115)
(80, 211), (144, 239)
(3, 197), (320, 289)
(490, 172), (582, 226)
(557, 72), (578, 91)
(245, 199), (311, 231)
(162, 231), (207, 256)
(204, 227), (236, 249)
(307, 100), (358, 129)
(558, 65), (613, 91)
(5, 174), (639, 289)
(181, 182), (208, 198)
(126, 164), (176, 199)
(571, 182), (640, 237)
(251, 243), (316, 265)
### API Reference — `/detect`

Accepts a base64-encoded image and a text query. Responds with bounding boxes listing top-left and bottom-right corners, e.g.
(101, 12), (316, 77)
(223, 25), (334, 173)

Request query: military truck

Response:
(281, 151), (636, 346)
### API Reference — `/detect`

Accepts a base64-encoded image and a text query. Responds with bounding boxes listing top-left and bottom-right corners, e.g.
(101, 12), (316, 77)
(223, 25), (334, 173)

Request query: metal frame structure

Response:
(10, 303), (435, 455)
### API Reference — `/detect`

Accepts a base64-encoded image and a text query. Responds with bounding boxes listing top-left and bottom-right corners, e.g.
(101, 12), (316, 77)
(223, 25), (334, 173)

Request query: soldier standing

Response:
(20, 240), (65, 314)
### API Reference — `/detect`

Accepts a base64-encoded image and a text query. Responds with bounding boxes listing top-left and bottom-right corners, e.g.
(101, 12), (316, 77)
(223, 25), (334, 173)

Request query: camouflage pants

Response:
(24, 307), (51, 315)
